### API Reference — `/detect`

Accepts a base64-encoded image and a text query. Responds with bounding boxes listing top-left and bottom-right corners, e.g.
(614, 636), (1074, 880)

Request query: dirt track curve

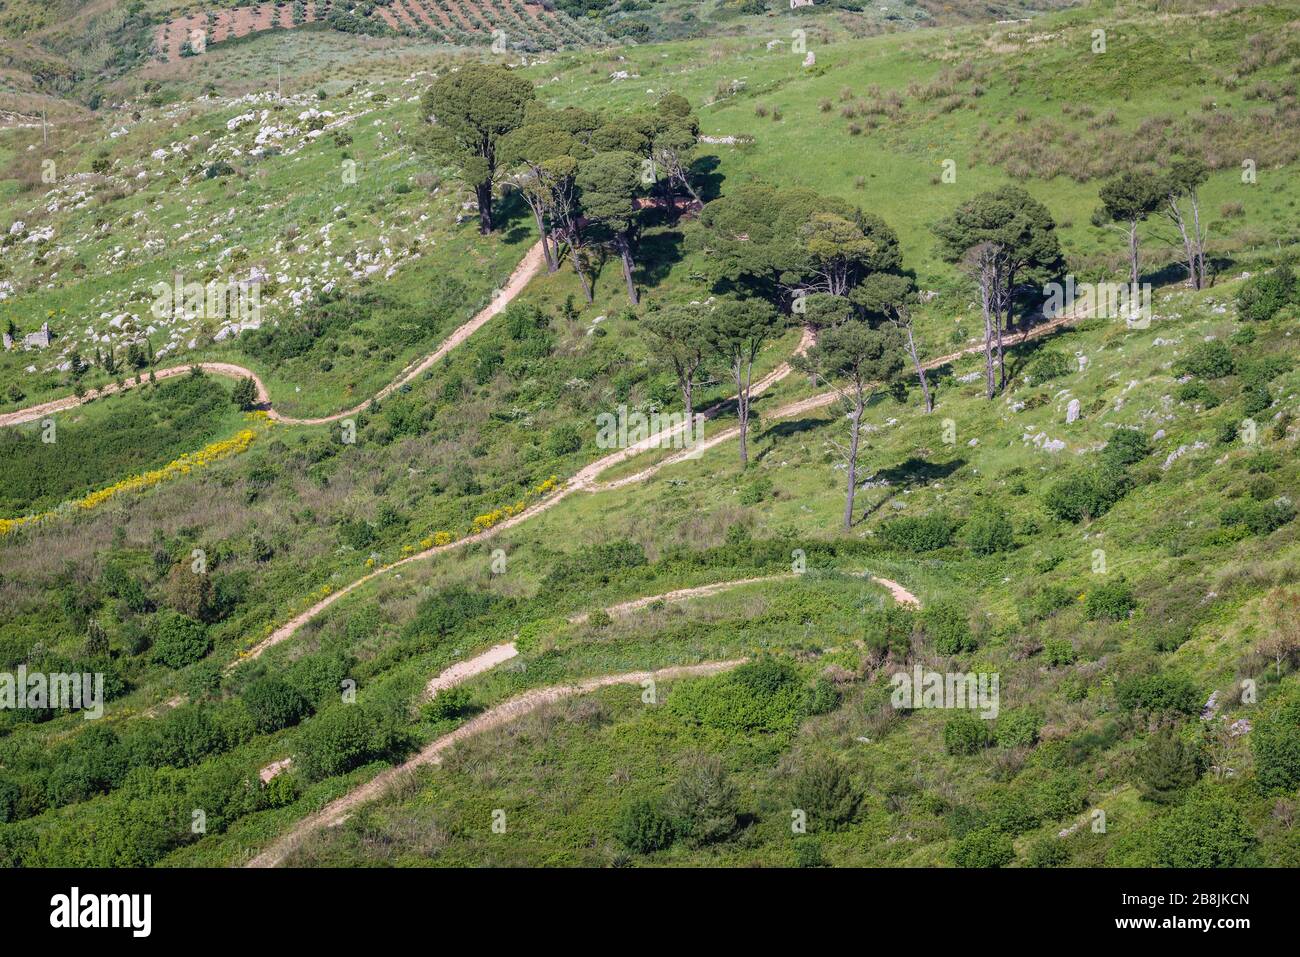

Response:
(0, 241), (547, 429)
(245, 568), (921, 867)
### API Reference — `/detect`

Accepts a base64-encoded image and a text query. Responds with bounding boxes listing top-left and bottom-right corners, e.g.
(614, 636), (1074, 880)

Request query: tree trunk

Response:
(905, 325), (932, 413)
(980, 285), (995, 400)
(569, 237), (593, 302)
(476, 181), (493, 234)
(1128, 218), (1140, 289)
(531, 206), (556, 272)
(735, 358), (750, 467)
(1190, 192), (1206, 289)
(843, 399), (863, 530)
(617, 234), (638, 305)
(1169, 199), (1197, 289)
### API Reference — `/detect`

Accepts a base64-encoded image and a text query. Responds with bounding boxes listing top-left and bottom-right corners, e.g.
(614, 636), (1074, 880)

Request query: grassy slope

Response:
(2, 0), (1300, 868)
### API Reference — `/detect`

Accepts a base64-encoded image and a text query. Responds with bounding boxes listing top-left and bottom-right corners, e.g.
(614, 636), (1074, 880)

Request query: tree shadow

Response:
(635, 230), (686, 288)
(691, 154), (724, 203)
(852, 456), (966, 526)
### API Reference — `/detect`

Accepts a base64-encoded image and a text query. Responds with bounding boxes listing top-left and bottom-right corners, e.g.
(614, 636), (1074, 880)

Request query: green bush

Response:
(1084, 580), (1137, 621)
(923, 600), (974, 655)
(295, 707), (381, 782)
(964, 504), (1014, 555)
(1175, 379), (1220, 408)
(663, 756), (739, 847)
(944, 713), (993, 755)
(422, 686), (473, 721)
(1252, 690), (1300, 794)
(1235, 263), (1295, 322)
(791, 755), (860, 832)
(995, 708), (1042, 748)
(1153, 788), (1256, 867)
(1220, 498), (1296, 536)
(1116, 672), (1201, 715)
(151, 612), (210, 669)
(1138, 730), (1203, 804)
(1101, 428), (1150, 468)
(1179, 340), (1235, 379)
(1025, 349), (1072, 383)
(1043, 469), (1129, 523)
(878, 512), (959, 552)
(1027, 835), (1069, 867)
(950, 827), (1015, 867)
(1044, 637), (1077, 666)
(614, 798), (676, 854)
(241, 676), (311, 734)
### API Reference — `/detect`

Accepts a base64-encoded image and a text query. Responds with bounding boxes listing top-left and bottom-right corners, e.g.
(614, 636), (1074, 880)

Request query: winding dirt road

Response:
(246, 658), (745, 867)
(245, 566), (921, 867)
(0, 241), (547, 429)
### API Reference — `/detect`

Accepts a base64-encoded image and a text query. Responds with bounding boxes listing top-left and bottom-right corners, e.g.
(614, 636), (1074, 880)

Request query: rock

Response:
(1066, 398), (1080, 423)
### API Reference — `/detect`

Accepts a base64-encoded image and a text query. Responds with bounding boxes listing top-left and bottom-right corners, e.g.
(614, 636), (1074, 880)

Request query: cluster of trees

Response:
(1092, 160), (1211, 291)
(419, 65), (702, 305)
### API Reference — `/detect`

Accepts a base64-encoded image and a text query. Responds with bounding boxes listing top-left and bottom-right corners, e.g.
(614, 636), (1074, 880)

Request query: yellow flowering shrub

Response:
(0, 419), (268, 537)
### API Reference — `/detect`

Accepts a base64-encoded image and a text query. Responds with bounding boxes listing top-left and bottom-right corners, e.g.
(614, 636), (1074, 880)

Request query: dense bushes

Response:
(241, 677), (311, 734)
(1084, 580), (1136, 621)
(1152, 788), (1256, 867)
(1252, 689), (1300, 794)
(1137, 731), (1203, 803)
(1043, 469), (1130, 523)
(944, 713), (992, 755)
(1220, 497), (1296, 536)
(1116, 672), (1201, 715)
(151, 611), (211, 669)
(1178, 341), (1235, 379)
(950, 827), (1015, 867)
(614, 798), (677, 854)
(878, 512), (959, 552)
(791, 755), (860, 832)
(667, 658), (809, 738)
(923, 601), (974, 655)
(1235, 263), (1295, 322)
(964, 504), (1014, 555)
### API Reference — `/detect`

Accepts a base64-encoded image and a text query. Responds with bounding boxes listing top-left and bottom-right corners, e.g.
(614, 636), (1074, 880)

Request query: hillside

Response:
(0, 0), (1298, 883)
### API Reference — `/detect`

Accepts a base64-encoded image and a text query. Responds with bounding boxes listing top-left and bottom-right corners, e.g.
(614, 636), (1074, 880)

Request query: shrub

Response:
(546, 423), (582, 456)
(1153, 789), (1256, 867)
(242, 676), (311, 734)
(793, 837), (826, 867)
(791, 755), (860, 831)
(422, 686), (473, 721)
(1101, 428), (1150, 468)
(1138, 730), (1203, 804)
(950, 827), (1015, 867)
(1220, 498), (1296, 536)
(295, 706), (379, 782)
(804, 677), (842, 715)
(1044, 637), (1078, 666)
(923, 600), (974, 655)
(663, 756), (739, 847)
(614, 798), (676, 854)
(1116, 672), (1200, 715)
(1235, 263), (1294, 322)
(1043, 469), (1130, 523)
(1025, 349), (1072, 383)
(1252, 689), (1300, 794)
(964, 504), (1014, 555)
(995, 708), (1042, 748)
(1027, 836), (1069, 867)
(231, 377), (259, 410)
(1085, 580), (1137, 621)
(1178, 341), (1235, 379)
(862, 606), (915, 659)
(151, 612), (210, 669)
(1175, 379), (1220, 408)
(944, 713), (993, 755)
(877, 512), (959, 552)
